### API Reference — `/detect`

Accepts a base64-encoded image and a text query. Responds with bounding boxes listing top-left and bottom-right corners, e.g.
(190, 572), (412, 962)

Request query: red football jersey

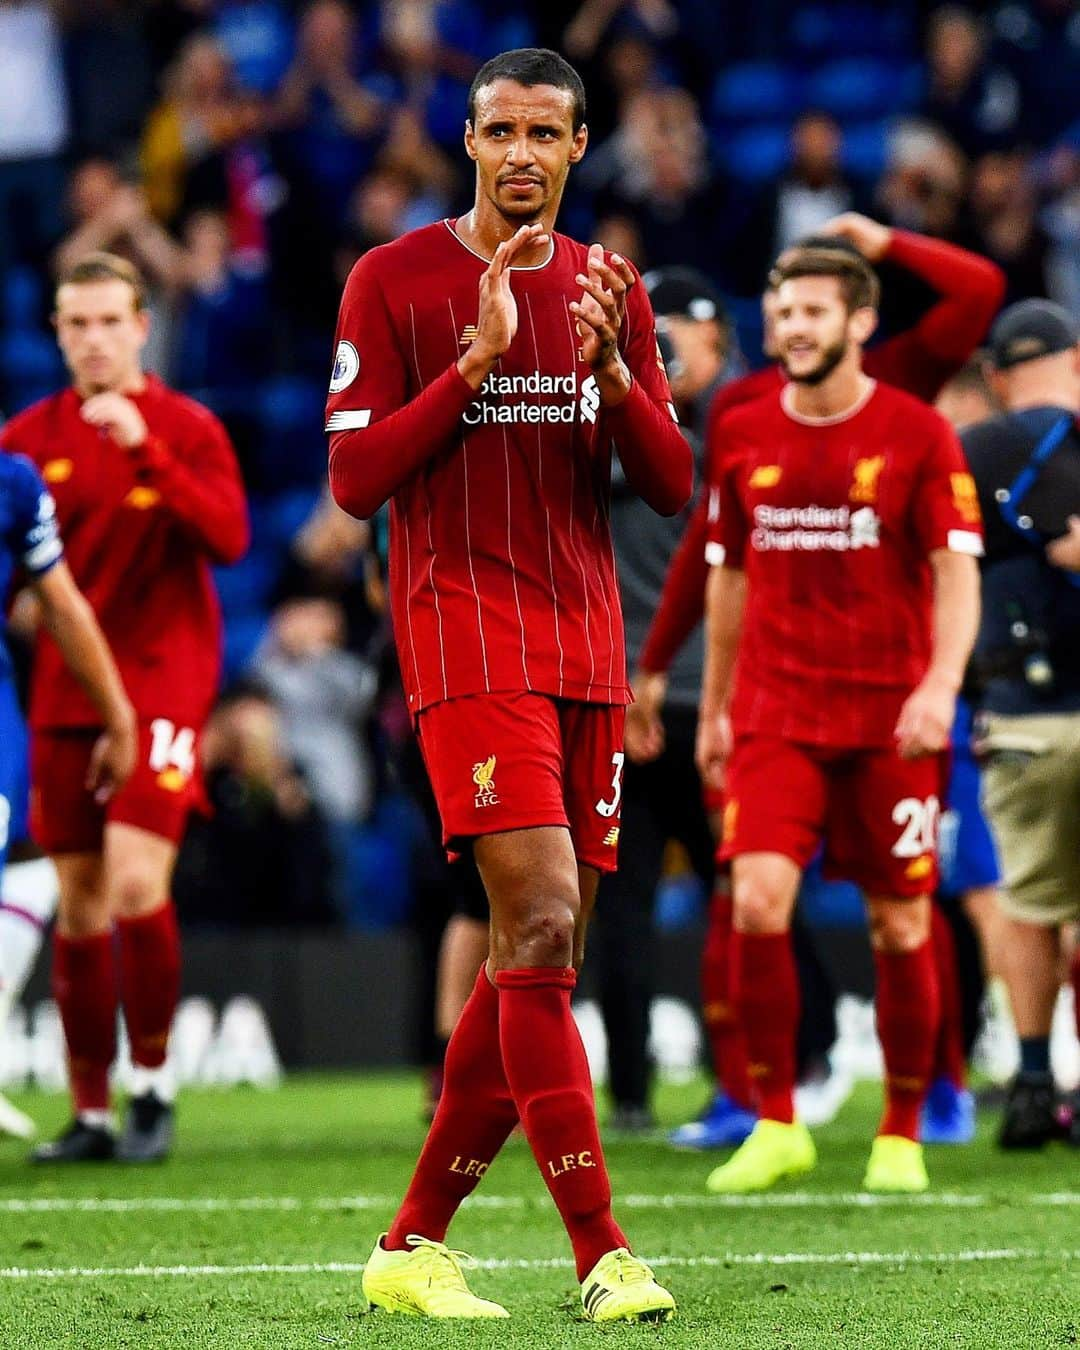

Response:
(326, 220), (690, 714)
(712, 381), (983, 747)
(1, 375), (248, 729)
(637, 230), (1005, 676)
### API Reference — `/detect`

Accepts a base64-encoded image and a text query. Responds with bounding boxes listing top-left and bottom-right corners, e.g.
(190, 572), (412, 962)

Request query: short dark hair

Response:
(467, 48), (586, 132)
(769, 246), (880, 313)
(55, 251), (146, 311)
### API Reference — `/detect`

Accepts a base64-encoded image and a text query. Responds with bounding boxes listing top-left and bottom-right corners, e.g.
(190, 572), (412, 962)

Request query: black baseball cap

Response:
(643, 266), (728, 324)
(989, 299), (1080, 370)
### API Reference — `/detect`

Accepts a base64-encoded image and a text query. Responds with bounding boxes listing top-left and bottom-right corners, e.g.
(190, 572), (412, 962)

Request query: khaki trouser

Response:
(978, 711), (1080, 925)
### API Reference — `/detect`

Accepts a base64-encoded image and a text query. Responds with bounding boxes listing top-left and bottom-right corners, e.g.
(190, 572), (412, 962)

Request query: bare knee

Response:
(108, 862), (168, 921)
(495, 899), (578, 969)
(867, 896), (931, 952)
(732, 856), (799, 935)
(55, 858), (108, 938)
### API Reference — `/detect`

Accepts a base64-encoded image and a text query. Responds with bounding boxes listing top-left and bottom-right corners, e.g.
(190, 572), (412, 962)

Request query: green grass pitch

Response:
(0, 1074), (1077, 1348)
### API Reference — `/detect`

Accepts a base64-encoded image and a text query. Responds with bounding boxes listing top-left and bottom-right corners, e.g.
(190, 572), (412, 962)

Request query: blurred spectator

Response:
(876, 121), (966, 238)
(172, 685), (338, 927)
(274, 0), (397, 222)
(141, 32), (260, 226)
(1041, 131), (1080, 315)
(52, 157), (185, 374)
(766, 112), (865, 256)
(961, 151), (1051, 303)
(933, 352), (1001, 430)
(589, 86), (734, 287)
(251, 597), (378, 825)
(171, 208), (272, 403)
(274, 489), (380, 656)
(991, 0), (1080, 145)
(0, 0), (70, 274)
(334, 160), (448, 289)
(53, 158), (184, 290)
(922, 6), (1021, 157)
(592, 213), (645, 269)
(57, 0), (156, 158)
(381, 0), (535, 148)
(212, 0), (295, 97)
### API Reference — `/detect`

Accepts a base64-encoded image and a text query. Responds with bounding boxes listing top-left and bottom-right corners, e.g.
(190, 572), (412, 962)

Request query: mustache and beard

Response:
(779, 335), (849, 385)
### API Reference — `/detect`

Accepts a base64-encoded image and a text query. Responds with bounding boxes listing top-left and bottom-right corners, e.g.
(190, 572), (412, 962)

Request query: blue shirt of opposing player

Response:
(0, 452), (64, 864)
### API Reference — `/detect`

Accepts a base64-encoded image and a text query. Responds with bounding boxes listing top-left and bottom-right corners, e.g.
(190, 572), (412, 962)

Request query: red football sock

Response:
(930, 905), (966, 1089)
(701, 887), (753, 1108)
(116, 902), (181, 1069)
(496, 966), (628, 1281)
(874, 941), (940, 1141)
(53, 930), (118, 1113)
(386, 966), (517, 1250)
(731, 931), (799, 1124)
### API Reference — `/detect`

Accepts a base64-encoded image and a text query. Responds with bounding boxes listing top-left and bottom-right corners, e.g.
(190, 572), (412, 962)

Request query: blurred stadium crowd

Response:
(2, 0), (1079, 927)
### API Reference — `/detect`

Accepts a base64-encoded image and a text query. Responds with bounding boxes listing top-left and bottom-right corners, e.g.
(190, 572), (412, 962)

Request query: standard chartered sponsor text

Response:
(464, 370), (580, 426)
(751, 503), (881, 552)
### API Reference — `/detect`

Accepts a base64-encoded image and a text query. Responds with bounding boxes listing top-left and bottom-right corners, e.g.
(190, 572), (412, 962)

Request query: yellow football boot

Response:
(361, 1234), (509, 1318)
(580, 1249), (676, 1323)
(862, 1134), (930, 1194)
(705, 1118), (817, 1193)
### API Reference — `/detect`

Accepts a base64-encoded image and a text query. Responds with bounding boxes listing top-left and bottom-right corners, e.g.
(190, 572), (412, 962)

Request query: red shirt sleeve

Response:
(867, 232), (1005, 401)
(326, 250), (477, 520)
(911, 415), (985, 558)
(715, 444), (748, 569)
(635, 381), (767, 672)
(605, 267), (694, 516)
(127, 415), (249, 565)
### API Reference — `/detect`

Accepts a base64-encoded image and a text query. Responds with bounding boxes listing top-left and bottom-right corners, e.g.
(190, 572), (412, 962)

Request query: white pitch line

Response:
(1, 1249), (1078, 1282)
(1, 1192), (1078, 1215)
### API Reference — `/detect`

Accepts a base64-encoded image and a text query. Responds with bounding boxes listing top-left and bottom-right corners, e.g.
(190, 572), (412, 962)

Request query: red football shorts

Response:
(416, 692), (626, 873)
(31, 718), (203, 854)
(718, 736), (946, 897)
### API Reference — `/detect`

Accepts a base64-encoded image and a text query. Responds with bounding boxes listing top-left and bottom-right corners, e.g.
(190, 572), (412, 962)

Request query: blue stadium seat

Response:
(0, 268), (65, 411)
(841, 120), (892, 181)
(255, 377), (328, 492)
(720, 123), (791, 182)
(213, 549), (280, 615)
(805, 59), (914, 121)
(790, 5), (913, 60)
(711, 61), (803, 126)
(255, 484), (322, 548)
(220, 611), (269, 681)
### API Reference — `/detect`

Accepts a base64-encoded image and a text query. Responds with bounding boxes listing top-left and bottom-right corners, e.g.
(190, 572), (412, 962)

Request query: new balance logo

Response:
(579, 375), (600, 424)
(603, 826), (620, 847)
(459, 324), (480, 346)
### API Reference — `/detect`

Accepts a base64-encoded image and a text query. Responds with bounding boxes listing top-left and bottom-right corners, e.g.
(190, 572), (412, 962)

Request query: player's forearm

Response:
(700, 564), (746, 716)
(329, 364), (478, 519)
(925, 549), (981, 692)
(637, 497), (710, 673)
(127, 435), (249, 563)
(887, 231), (1005, 362)
(606, 380), (693, 517)
(36, 568), (134, 733)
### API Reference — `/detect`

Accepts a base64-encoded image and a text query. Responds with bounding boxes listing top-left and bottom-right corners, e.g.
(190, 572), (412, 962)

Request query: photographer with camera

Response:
(963, 299), (1080, 1150)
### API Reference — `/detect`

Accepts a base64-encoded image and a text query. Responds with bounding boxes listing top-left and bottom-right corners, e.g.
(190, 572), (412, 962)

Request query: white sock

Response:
(77, 1109), (115, 1132)
(128, 1061), (176, 1104)
(0, 858), (59, 1000)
